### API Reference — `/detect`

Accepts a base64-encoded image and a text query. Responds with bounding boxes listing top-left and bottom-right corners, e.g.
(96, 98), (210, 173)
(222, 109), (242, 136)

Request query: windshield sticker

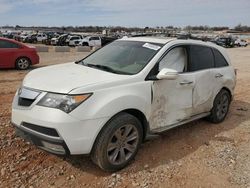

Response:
(142, 43), (161, 51)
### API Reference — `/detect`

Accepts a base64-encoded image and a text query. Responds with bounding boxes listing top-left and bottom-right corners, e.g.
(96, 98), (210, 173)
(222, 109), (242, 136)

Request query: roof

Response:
(118, 37), (175, 44)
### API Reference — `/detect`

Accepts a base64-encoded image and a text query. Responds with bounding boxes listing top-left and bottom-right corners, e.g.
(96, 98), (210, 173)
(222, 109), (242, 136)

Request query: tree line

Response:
(1, 24), (250, 33)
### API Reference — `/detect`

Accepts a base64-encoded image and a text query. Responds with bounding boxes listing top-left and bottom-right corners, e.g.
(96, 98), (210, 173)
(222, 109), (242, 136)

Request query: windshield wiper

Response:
(85, 63), (130, 75)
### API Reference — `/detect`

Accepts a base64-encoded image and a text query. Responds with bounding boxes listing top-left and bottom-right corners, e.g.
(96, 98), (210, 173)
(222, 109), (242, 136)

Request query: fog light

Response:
(41, 141), (65, 154)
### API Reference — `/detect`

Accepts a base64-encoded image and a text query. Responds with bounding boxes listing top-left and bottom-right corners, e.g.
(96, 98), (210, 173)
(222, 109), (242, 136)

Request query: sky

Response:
(0, 0), (250, 27)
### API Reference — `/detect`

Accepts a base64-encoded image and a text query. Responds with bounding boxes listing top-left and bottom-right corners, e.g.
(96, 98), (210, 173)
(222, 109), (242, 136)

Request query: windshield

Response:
(79, 40), (163, 75)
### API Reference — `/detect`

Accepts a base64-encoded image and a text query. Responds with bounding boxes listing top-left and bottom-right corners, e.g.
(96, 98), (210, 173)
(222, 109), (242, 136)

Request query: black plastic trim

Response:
(22, 122), (60, 137)
(13, 123), (70, 155)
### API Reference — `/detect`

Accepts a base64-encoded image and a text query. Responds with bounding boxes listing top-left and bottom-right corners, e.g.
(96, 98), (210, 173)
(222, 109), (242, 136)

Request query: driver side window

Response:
(159, 47), (187, 73)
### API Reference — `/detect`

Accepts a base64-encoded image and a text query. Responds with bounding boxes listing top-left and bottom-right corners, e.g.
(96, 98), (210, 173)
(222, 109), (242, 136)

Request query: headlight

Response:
(37, 93), (92, 113)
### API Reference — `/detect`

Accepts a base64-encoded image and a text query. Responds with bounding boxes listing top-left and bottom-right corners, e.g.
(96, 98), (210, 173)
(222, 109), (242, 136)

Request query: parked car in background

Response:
(13, 34), (22, 42)
(51, 36), (59, 45)
(36, 33), (47, 43)
(43, 33), (58, 45)
(211, 37), (235, 48)
(67, 35), (83, 46)
(0, 37), (39, 69)
(79, 36), (102, 47)
(2, 31), (16, 39)
(24, 34), (38, 43)
(56, 34), (69, 46)
(12, 37), (235, 171)
(20, 34), (29, 42)
(234, 39), (248, 47)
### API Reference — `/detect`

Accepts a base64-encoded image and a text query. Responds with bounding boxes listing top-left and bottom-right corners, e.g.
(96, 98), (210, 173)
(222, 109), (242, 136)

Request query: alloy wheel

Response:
(107, 124), (139, 165)
(216, 94), (229, 120)
(17, 58), (30, 70)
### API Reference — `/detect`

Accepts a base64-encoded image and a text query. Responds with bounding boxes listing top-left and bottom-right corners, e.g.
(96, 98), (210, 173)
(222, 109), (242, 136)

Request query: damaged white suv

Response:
(12, 37), (236, 171)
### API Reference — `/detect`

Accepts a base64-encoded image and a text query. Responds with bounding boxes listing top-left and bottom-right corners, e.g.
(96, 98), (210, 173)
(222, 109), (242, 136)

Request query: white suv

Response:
(36, 33), (47, 42)
(79, 36), (102, 47)
(12, 37), (236, 171)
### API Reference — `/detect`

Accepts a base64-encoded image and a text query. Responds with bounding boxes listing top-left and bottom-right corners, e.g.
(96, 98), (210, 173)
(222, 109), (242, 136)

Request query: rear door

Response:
(0, 39), (20, 68)
(210, 48), (235, 98)
(187, 45), (215, 115)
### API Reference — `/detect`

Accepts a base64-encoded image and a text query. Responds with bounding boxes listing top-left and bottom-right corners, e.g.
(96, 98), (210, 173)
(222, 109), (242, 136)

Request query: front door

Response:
(149, 46), (194, 130)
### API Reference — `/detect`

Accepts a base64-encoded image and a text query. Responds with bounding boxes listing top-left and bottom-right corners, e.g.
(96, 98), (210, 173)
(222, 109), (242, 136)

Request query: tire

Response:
(15, 57), (31, 70)
(207, 89), (231, 123)
(91, 112), (143, 172)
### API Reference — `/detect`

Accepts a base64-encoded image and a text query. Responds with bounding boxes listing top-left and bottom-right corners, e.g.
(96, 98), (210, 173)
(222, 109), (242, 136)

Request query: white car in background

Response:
(235, 39), (248, 47)
(36, 33), (47, 42)
(51, 37), (59, 45)
(79, 36), (102, 47)
(20, 33), (29, 41)
(12, 37), (236, 171)
(67, 35), (83, 46)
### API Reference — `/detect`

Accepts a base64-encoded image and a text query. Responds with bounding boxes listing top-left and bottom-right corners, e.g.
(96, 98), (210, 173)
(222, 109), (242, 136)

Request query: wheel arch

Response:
(15, 56), (31, 64)
(121, 109), (149, 140)
(221, 87), (232, 102)
(91, 108), (149, 154)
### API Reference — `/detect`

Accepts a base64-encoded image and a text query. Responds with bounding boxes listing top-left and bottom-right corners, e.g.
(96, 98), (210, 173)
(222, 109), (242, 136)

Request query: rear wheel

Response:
(16, 57), (31, 70)
(91, 113), (143, 172)
(207, 89), (231, 123)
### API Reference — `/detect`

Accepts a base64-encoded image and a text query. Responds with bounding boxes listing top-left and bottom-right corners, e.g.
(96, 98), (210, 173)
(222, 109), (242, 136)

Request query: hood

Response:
(23, 63), (128, 93)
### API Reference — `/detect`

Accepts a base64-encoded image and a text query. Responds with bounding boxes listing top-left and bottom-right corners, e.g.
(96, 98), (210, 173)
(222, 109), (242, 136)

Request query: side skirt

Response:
(149, 112), (210, 134)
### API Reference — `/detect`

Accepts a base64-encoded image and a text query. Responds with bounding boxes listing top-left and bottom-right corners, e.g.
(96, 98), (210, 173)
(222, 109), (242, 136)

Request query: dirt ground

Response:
(1, 45), (250, 188)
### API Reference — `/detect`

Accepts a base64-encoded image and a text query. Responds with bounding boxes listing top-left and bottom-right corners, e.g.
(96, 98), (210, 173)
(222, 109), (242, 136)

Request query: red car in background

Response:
(0, 37), (39, 70)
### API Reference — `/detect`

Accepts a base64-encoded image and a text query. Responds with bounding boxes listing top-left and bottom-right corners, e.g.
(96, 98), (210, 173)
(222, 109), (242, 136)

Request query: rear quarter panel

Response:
(17, 48), (39, 65)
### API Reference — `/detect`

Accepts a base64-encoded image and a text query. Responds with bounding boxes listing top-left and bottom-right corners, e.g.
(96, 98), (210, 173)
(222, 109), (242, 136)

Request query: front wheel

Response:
(91, 113), (143, 172)
(207, 89), (231, 123)
(16, 57), (31, 70)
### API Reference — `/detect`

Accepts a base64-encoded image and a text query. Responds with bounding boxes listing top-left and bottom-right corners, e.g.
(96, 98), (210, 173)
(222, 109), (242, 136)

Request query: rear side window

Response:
(0, 40), (19, 48)
(188, 45), (214, 72)
(213, 49), (228, 67)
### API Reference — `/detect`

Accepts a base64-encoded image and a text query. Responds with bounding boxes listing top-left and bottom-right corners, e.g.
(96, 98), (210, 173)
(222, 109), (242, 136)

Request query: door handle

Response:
(215, 73), (223, 78)
(180, 80), (193, 85)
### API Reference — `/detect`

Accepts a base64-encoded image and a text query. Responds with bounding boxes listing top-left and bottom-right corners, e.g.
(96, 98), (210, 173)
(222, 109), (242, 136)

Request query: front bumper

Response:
(13, 122), (69, 155)
(11, 90), (110, 155)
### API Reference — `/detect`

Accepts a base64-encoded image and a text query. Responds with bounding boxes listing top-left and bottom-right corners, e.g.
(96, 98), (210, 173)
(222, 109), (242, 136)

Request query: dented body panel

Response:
(149, 73), (194, 130)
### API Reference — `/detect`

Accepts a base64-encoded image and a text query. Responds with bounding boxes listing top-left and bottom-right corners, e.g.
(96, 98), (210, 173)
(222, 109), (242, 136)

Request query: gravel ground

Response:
(1, 46), (250, 188)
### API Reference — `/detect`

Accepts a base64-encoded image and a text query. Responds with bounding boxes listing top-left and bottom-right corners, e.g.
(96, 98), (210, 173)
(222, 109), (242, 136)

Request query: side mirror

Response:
(156, 68), (179, 80)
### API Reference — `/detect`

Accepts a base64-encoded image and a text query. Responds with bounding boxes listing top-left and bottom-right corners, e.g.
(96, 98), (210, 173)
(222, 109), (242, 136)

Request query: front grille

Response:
(18, 97), (35, 107)
(22, 122), (60, 137)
